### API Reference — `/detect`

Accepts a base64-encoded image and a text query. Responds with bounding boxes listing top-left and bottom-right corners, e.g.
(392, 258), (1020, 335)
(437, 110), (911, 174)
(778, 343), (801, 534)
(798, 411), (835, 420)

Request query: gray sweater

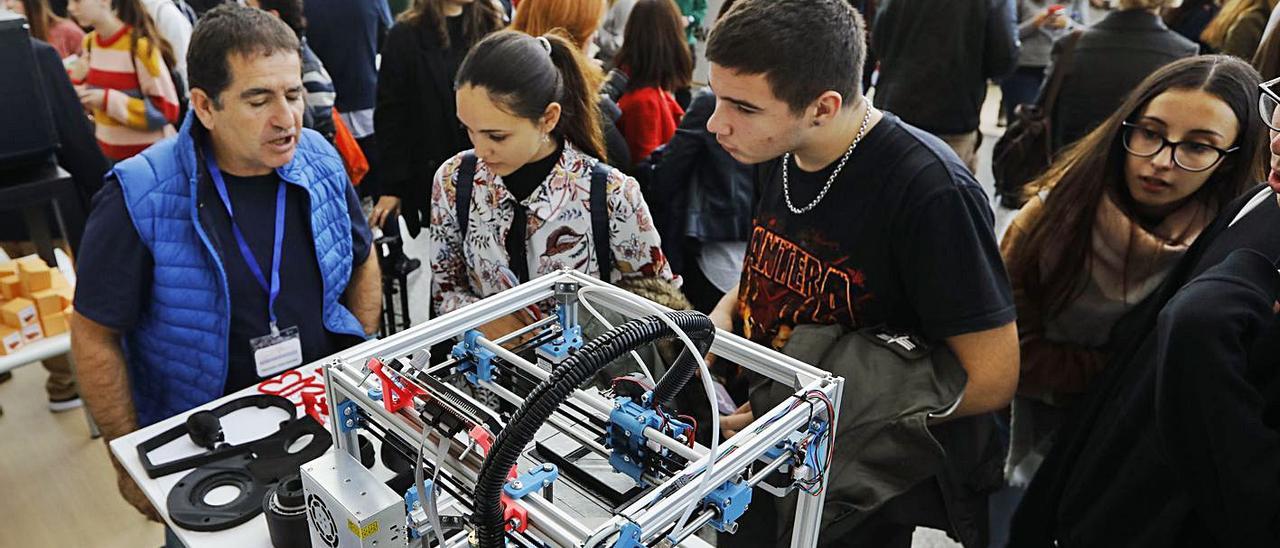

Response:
(1017, 0), (1084, 67)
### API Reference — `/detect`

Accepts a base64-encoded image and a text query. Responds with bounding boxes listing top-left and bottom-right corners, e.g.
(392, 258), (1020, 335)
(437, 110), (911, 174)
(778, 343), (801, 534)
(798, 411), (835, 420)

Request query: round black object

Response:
(168, 455), (270, 532)
(185, 410), (224, 450)
(264, 475), (311, 548)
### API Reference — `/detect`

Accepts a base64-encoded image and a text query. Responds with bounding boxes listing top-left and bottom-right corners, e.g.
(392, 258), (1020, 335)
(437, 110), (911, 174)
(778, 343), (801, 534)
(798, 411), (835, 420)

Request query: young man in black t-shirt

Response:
(703, 0), (1019, 545)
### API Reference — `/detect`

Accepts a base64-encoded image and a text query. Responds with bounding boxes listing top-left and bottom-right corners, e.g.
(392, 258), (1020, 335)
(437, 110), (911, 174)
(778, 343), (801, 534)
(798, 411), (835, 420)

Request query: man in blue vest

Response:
(70, 4), (381, 521)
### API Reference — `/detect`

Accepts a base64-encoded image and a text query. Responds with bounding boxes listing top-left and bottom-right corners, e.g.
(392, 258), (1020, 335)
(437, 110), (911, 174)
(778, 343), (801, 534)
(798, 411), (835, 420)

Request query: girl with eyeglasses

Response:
(999, 55), (1267, 486)
(1011, 62), (1280, 546)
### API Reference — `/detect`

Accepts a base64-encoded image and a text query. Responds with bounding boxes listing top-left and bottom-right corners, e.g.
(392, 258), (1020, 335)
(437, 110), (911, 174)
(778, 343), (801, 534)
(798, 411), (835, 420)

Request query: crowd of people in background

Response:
(6, 0), (1280, 546)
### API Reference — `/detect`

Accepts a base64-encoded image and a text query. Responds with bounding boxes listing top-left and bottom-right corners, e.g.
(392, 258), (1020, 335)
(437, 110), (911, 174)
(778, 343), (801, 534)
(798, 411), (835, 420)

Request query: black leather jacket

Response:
(646, 90), (754, 274)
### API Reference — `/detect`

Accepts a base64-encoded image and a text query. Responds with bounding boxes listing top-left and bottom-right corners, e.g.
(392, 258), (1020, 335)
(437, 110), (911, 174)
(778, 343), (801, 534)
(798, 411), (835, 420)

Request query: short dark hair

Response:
(187, 4), (300, 106)
(254, 0), (306, 39)
(706, 0), (865, 113)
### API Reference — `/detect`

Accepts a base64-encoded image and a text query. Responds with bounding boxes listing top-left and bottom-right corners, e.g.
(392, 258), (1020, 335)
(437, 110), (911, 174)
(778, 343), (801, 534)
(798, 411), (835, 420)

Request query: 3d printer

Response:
(302, 269), (844, 548)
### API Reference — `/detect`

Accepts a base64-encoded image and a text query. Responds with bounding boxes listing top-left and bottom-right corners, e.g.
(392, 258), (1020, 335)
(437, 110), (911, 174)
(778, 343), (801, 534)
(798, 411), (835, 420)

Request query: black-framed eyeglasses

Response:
(1260, 76), (1280, 131)
(1120, 122), (1236, 172)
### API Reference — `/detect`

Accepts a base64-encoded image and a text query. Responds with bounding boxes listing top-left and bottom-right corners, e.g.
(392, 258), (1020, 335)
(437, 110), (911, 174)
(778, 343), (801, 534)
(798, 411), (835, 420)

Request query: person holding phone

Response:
(1002, 1), (1084, 125)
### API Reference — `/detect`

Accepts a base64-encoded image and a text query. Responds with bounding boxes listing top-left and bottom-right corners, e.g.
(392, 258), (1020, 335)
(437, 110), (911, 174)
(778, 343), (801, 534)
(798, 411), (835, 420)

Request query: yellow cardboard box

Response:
(18, 262), (51, 296)
(0, 275), (19, 300)
(0, 325), (22, 355)
(1, 298), (37, 329)
(31, 289), (62, 317)
(41, 311), (67, 337)
(50, 269), (69, 290)
(21, 322), (43, 343)
(55, 287), (74, 310)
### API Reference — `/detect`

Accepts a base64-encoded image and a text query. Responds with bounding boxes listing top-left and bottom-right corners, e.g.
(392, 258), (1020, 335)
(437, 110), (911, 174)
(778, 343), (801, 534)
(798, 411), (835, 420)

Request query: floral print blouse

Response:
(429, 143), (679, 315)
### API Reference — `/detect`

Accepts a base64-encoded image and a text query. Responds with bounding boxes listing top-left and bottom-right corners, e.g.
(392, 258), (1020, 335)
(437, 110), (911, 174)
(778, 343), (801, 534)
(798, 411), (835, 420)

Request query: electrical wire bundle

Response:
(792, 390), (835, 495)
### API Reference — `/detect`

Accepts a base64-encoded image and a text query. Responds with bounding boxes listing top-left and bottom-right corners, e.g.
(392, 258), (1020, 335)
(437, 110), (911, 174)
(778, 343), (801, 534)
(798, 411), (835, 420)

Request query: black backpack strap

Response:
(456, 152), (477, 245)
(589, 161), (613, 283)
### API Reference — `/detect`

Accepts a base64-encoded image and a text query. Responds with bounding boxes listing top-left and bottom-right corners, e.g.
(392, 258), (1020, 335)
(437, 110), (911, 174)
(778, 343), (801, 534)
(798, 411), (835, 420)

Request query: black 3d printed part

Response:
(137, 395), (295, 478)
(167, 454), (270, 532)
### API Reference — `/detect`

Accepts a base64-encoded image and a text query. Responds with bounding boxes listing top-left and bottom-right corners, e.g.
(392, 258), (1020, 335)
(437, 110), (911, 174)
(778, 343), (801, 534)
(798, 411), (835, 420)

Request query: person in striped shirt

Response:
(67, 0), (180, 161)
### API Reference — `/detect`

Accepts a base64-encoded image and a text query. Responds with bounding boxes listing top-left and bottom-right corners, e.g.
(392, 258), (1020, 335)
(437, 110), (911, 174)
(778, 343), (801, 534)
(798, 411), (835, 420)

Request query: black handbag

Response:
(992, 30), (1083, 210)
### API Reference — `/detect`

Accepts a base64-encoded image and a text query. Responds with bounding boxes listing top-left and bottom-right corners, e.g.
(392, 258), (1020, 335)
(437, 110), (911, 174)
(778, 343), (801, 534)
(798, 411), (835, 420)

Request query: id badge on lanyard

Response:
(207, 149), (303, 378)
(251, 324), (303, 377)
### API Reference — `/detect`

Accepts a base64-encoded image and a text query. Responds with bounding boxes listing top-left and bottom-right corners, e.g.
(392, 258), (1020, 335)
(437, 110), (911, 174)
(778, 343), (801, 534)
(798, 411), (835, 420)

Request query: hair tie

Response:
(537, 36), (552, 55)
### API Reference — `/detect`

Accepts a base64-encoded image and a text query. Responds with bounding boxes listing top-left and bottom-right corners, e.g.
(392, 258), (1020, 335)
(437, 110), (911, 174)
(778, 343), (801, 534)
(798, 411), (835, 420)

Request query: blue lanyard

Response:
(205, 149), (287, 330)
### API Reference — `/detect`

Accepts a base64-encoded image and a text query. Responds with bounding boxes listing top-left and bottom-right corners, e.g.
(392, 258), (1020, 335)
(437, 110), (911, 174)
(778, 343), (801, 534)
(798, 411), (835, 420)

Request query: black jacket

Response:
(1010, 187), (1280, 547)
(1047, 9), (1197, 150)
(32, 38), (109, 202)
(376, 20), (471, 237)
(599, 95), (632, 174)
(646, 90), (753, 274)
(872, 0), (1018, 135)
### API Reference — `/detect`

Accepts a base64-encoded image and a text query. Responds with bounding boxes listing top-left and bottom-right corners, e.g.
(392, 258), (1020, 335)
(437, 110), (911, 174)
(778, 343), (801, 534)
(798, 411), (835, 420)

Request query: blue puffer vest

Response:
(113, 112), (365, 427)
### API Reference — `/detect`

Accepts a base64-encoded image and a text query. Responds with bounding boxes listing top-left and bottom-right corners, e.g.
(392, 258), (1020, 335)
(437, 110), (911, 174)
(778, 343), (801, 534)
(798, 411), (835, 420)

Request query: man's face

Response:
(194, 51), (304, 176)
(705, 64), (808, 165)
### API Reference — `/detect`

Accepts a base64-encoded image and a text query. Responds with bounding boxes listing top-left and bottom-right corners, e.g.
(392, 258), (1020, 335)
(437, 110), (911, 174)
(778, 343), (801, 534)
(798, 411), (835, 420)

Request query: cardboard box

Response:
(31, 289), (62, 317)
(55, 287), (74, 310)
(50, 269), (69, 290)
(0, 325), (22, 355)
(21, 322), (43, 343)
(18, 262), (51, 295)
(1, 298), (37, 329)
(15, 255), (46, 269)
(0, 275), (19, 300)
(41, 311), (67, 337)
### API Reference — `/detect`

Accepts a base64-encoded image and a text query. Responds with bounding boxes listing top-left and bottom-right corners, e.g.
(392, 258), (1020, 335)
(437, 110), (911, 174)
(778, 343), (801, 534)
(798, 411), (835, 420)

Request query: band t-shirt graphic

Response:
(737, 113), (1015, 350)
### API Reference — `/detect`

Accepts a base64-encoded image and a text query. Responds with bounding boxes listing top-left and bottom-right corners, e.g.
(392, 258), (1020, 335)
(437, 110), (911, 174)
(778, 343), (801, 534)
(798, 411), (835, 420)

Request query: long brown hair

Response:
(1010, 55), (1266, 316)
(401, 0), (503, 50)
(112, 0), (176, 71)
(614, 0), (691, 91)
(456, 30), (607, 161)
(1201, 0), (1277, 50)
(18, 0), (60, 42)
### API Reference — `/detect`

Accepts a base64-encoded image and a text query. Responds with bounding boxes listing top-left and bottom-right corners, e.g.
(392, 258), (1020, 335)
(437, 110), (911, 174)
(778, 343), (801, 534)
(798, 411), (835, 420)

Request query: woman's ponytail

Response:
(457, 30), (607, 162)
(543, 31), (606, 161)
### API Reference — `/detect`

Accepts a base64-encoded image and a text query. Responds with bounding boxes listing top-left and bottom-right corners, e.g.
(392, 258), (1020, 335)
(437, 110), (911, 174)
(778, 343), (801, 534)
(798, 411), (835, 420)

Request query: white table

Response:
(110, 364), (333, 548)
(0, 333), (69, 374)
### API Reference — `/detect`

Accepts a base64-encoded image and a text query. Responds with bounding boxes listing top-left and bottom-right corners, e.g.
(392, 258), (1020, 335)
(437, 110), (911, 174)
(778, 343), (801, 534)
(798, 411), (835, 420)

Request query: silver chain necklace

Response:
(782, 104), (873, 215)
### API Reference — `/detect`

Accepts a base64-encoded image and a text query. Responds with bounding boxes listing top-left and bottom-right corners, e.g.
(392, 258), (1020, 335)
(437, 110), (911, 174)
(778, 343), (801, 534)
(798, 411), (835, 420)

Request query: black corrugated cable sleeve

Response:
(471, 311), (714, 547)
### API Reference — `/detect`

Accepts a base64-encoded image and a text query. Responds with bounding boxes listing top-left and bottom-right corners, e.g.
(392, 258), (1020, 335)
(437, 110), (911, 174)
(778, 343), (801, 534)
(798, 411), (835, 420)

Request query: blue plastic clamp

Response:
(605, 397), (692, 486)
(403, 481), (432, 540)
(704, 479), (752, 532)
(336, 400), (361, 432)
(537, 324), (583, 361)
(502, 463), (560, 499)
(538, 302), (584, 361)
(450, 329), (496, 384)
(613, 523), (644, 548)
